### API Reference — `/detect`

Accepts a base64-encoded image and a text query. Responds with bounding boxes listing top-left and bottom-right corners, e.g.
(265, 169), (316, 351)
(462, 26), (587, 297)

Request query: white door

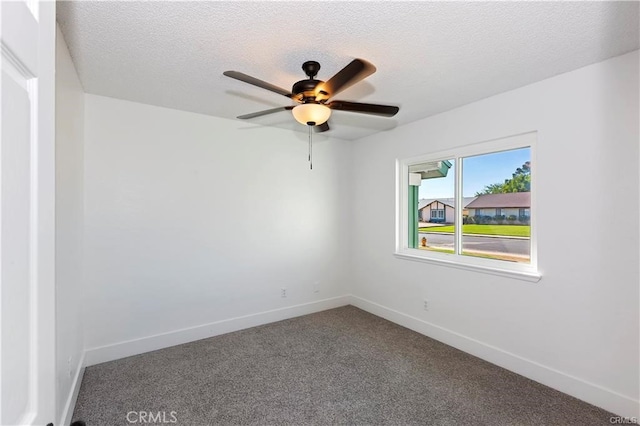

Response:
(0, 1), (56, 425)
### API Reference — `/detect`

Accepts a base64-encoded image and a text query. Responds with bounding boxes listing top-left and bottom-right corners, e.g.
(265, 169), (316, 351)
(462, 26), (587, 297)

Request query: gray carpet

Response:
(73, 306), (613, 425)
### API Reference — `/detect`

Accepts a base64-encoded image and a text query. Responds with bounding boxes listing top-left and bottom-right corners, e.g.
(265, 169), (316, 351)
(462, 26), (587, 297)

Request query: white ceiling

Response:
(57, 1), (639, 141)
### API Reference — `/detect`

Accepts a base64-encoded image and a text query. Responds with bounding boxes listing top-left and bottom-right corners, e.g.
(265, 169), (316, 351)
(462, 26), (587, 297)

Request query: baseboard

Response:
(350, 295), (640, 419)
(60, 352), (86, 426)
(84, 295), (351, 367)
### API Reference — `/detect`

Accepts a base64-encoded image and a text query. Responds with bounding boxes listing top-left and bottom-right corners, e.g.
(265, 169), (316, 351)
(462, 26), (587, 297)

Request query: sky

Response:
(418, 147), (530, 199)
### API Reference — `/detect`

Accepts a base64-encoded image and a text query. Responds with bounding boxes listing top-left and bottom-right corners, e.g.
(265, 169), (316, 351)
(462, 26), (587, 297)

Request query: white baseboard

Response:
(84, 295), (351, 367)
(60, 352), (86, 426)
(350, 295), (640, 419)
(80, 294), (638, 419)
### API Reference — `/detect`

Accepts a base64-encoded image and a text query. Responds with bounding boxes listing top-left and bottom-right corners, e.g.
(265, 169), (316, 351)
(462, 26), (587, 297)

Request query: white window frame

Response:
(395, 132), (540, 282)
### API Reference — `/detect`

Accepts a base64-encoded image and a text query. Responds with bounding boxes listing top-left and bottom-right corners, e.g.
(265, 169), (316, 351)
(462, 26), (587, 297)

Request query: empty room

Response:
(1, 1), (639, 425)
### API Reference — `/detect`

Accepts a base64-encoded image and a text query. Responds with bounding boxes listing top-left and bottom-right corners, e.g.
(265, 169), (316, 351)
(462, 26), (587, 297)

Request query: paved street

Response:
(419, 232), (530, 256)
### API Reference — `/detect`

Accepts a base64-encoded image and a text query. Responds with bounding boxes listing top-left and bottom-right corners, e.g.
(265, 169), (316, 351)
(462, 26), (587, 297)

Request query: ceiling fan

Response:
(223, 59), (400, 132)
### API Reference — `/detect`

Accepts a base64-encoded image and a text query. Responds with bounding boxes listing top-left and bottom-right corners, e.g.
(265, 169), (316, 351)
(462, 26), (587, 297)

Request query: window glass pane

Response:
(462, 148), (531, 263)
(412, 159), (455, 254)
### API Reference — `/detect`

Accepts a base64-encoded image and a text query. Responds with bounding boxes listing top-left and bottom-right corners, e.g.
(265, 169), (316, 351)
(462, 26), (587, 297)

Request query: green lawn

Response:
(418, 224), (530, 237)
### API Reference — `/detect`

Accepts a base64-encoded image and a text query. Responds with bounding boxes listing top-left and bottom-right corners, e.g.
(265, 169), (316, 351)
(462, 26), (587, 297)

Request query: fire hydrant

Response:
(421, 237), (427, 247)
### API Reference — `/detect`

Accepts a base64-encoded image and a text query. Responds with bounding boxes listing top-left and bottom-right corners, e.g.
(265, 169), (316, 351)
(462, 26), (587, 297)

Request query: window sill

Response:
(393, 251), (542, 282)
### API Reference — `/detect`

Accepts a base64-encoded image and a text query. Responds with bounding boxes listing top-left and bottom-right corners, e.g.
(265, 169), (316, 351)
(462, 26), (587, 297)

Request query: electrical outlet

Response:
(423, 299), (429, 311)
(281, 288), (287, 298)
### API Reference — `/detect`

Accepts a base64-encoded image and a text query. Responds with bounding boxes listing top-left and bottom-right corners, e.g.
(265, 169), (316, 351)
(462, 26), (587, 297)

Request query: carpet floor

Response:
(73, 306), (613, 425)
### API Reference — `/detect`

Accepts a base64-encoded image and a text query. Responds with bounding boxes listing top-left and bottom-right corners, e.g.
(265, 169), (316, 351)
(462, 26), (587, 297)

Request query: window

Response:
(396, 132), (539, 281)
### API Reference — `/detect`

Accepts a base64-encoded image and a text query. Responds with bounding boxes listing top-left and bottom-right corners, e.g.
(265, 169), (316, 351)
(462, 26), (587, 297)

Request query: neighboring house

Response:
(418, 197), (477, 223)
(466, 192), (530, 220)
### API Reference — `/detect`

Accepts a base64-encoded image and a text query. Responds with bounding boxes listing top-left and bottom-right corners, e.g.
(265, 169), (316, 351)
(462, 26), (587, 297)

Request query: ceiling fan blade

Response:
(315, 59), (376, 101)
(314, 122), (330, 133)
(327, 100), (399, 117)
(237, 106), (294, 119)
(224, 71), (297, 100)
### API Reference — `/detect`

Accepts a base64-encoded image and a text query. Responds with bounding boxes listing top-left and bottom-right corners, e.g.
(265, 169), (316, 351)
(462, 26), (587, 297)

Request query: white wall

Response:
(82, 95), (352, 362)
(350, 50), (639, 417)
(55, 26), (85, 425)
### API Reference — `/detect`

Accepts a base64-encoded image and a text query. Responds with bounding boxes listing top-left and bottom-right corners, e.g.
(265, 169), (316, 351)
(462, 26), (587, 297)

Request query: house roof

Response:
(465, 192), (530, 209)
(418, 197), (477, 210)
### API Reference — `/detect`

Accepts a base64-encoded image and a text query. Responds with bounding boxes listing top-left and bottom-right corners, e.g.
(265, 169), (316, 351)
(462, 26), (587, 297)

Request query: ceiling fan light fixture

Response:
(292, 103), (331, 126)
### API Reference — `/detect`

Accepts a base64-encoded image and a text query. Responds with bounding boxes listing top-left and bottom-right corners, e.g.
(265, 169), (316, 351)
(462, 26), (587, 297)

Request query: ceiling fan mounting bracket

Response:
(302, 60), (321, 79)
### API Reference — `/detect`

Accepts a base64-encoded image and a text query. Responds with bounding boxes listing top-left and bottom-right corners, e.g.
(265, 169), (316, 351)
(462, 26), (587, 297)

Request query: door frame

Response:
(0, 1), (57, 424)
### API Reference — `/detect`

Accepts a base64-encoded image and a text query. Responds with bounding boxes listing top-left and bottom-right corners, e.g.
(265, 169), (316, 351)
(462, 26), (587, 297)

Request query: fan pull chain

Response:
(308, 125), (313, 170)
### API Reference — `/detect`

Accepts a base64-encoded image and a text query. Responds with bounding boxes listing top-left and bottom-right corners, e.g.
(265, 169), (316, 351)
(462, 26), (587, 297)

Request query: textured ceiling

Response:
(57, 1), (639, 141)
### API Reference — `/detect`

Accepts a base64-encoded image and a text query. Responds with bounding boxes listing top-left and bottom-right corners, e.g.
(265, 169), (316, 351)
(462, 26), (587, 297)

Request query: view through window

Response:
(410, 147), (531, 264)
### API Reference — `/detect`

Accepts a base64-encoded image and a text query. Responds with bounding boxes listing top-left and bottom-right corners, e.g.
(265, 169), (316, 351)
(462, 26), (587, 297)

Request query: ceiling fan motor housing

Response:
(292, 79), (322, 101)
(293, 60), (325, 102)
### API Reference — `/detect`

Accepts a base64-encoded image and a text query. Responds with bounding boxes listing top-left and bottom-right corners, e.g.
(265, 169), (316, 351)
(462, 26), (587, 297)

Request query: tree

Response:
(475, 161), (531, 196)
(477, 183), (507, 195)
